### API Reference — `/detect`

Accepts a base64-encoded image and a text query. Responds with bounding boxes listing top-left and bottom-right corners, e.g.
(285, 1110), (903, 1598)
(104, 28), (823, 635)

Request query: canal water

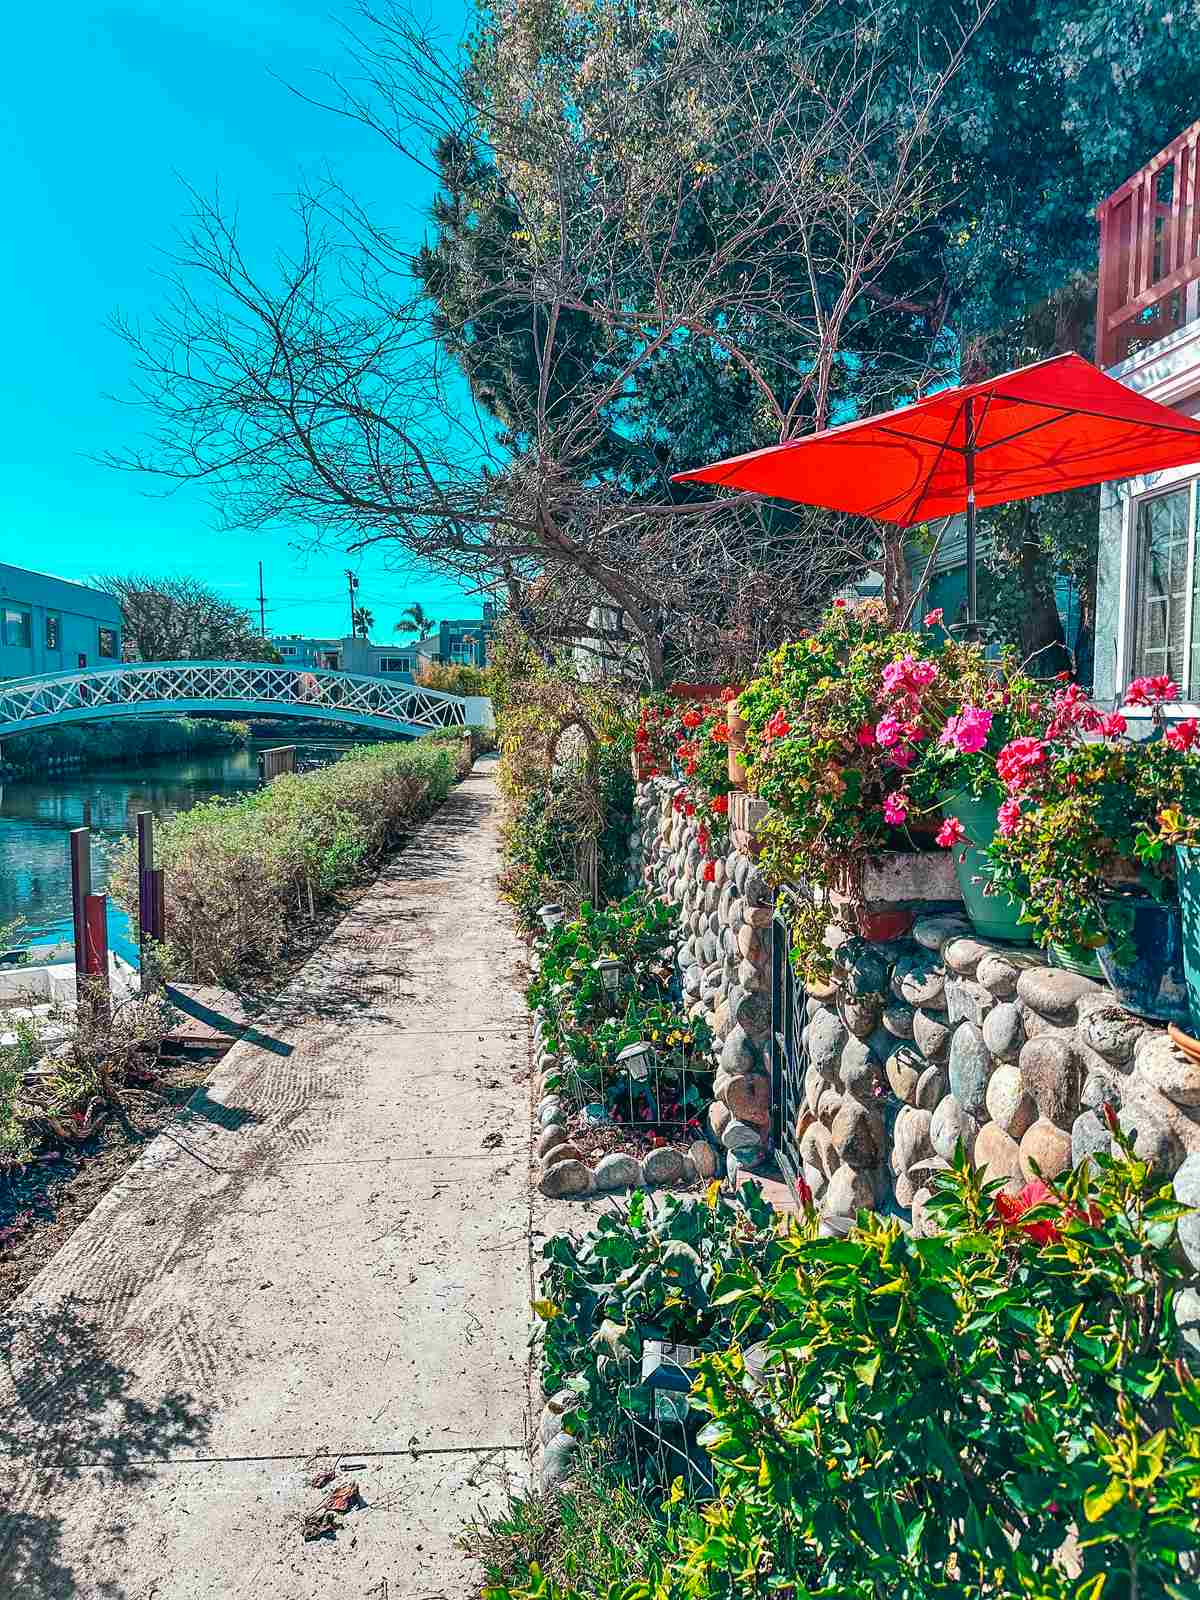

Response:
(0, 740), (355, 964)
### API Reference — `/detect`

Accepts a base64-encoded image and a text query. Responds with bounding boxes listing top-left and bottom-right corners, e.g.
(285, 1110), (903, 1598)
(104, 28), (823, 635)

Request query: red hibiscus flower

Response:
(993, 1179), (1100, 1245)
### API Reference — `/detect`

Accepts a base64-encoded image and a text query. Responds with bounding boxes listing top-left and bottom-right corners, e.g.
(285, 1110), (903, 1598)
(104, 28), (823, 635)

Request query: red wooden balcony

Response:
(1096, 120), (1200, 368)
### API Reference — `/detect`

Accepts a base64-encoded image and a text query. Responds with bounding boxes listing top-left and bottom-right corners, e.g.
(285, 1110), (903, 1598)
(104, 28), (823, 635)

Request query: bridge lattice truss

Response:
(0, 661), (470, 737)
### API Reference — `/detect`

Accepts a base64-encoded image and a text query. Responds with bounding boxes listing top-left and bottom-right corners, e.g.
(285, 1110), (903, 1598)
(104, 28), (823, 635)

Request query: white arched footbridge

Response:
(0, 661), (492, 739)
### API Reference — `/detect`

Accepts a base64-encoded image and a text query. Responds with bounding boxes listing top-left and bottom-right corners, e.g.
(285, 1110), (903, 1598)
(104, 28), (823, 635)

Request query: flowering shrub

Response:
(634, 689), (739, 865)
(984, 676), (1200, 949)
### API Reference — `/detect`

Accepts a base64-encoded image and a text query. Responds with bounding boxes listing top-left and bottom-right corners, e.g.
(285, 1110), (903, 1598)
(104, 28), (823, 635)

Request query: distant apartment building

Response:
(271, 605), (494, 682)
(0, 563), (122, 681)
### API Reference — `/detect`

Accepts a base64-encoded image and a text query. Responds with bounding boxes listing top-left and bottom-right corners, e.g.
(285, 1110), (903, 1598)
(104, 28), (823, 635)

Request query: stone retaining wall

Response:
(631, 779), (1200, 1353)
(631, 780), (774, 1168)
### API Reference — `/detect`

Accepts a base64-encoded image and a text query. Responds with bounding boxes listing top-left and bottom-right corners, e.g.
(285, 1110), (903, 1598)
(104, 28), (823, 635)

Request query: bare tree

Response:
(93, 574), (280, 662)
(104, 0), (989, 685)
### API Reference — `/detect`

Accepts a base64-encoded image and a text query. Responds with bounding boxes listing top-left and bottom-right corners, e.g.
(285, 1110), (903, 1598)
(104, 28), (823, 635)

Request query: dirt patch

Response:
(559, 1119), (711, 1186)
(0, 1055), (212, 1311)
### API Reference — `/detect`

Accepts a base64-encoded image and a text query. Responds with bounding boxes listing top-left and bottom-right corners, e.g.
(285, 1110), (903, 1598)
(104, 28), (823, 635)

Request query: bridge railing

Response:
(0, 660), (489, 737)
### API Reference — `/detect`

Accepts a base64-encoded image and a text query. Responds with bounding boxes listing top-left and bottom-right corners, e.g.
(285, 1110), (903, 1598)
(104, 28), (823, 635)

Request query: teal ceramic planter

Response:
(1096, 896), (1189, 1025)
(1047, 940), (1106, 982)
(939, 790), (1026, 943)
(1176, 847), (1200, 1029)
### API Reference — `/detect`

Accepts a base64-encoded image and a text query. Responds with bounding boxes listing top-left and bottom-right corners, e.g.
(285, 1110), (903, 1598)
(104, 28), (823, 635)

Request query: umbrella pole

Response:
(964, 395), (978, 635)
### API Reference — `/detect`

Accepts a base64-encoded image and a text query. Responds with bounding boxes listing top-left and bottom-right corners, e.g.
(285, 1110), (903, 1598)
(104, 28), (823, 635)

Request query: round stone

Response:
(688, 1139), (719, 1179)
(1071, 1109), (1111, 1169)
(721, 1025), (759, 1076)
(892, 950), (946, 1008)
(1018, 1118), (1073, 1182)
(914, 1063), (947, 1111)
(893, 1170), (916, 1209)
(805, 1065), (828, 1115)
(538, 1097), (565, 1127)
(912, 913), (972, 951)
(642, 1146), (685, 1185)
(817, 1087), (844, 1127)
(1079, 1003), (1144, 1065)
(1177, 1287), (1200, 1361)
(743, 865), (771, 906)
(1132, 1033), (1200, 1108)
(839, 1034), (881, 1097)
(943, 937), (990, 976)
(801, 1120), (836, 1178)
(1174, 1153), (1200, 1271)
(593, 1152), (643, 1191)
(831, 1100), (885, 1170)
(981, 1001), (1025, 1063)
(720, 1118), (764, 1154)
(948, 1023), (993, 1118)
(836, 938), (891, 997)
(882, 1001), (915, 1039)
(541, 1430), (579, 1490)
(912, 1007), (953, 1062)
(976, 953), (1020, 998)
(885, 1043), (924, 1104)
(984, 1063), (1037, 1139)
(724, 1072), (771, 1128)
(930, 1095), (980, 1162)
(1080, 1066), (1123, 1113)
(909, 1185), (936, 1236)
(893, 1105), (934, 1171)
(542, 1140), (586, 1169)
(823, 1165), (875, 1217)
(537, 1124), (569, 1158)
(1016, 966), (1102, 1021)
(709, 1100), (732, 1140)
(974, 1121), (1023, 1191)
(1019, 1035), (1080, 1127)
(840, 996), (881, 1040)
(1117, 1094), (1185, 1172)
(539, 1159), (592, 1198)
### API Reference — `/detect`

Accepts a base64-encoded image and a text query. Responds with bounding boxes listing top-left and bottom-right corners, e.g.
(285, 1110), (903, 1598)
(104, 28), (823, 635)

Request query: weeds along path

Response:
(0, 757), (535, 1598)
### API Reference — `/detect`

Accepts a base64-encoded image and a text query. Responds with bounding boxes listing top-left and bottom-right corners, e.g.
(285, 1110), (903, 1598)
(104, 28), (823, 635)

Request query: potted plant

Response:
(905, 643), (1049, 942)
(736, 600), (948, 964)
(985, 678), (1200, 1023)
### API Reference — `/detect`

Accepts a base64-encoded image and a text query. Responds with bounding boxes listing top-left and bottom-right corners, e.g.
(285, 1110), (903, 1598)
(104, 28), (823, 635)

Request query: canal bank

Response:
(0, 757), (535, 1596)
(0, 738), (357, 961)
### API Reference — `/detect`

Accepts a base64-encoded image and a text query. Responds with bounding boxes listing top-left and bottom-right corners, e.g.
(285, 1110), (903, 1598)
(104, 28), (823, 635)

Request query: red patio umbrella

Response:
(671, 352), (1200, 628)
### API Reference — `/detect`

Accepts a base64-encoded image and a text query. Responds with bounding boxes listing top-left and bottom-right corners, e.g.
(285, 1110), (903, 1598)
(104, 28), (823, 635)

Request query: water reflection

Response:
(0, 742), (354, 962)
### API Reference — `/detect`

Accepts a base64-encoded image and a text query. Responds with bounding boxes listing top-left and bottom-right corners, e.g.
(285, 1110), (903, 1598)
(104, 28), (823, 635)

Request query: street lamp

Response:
(538, 902), (565, 934)
(617, 1040), (653, 1082)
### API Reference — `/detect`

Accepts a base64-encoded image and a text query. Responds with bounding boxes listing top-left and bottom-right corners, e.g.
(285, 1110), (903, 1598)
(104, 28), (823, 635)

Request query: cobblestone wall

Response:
(631, 778), (1200, 1354)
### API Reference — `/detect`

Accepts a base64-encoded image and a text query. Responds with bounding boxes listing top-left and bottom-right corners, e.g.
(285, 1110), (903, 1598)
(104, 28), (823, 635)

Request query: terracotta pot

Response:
(632, 751), (657, 781)
(668, 682), (727, 702)
(856, 907), (916, 942)
(727, 701), (749, 790)
(1168, 1022), (1200, 1063)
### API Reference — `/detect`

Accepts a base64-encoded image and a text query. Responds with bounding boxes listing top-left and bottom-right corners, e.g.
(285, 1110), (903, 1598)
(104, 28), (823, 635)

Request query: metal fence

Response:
(770, 898), (810, 1206)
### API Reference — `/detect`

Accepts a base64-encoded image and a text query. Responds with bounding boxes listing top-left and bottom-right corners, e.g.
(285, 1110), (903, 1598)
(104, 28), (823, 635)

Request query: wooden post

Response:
(70, 827), (91, 984)
(260, 745), (297, 781)
(82, 892), (111, 1020)
(136, 811), (163, 992)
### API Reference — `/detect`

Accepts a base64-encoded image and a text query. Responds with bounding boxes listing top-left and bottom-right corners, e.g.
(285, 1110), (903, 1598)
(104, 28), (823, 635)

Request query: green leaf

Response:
(1083, 1478), (1125, 1523)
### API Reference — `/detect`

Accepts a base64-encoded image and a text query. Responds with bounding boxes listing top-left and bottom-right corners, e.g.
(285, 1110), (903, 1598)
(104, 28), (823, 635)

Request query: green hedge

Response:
(1, 715), (248, 775)
(110, 740), (456, 984)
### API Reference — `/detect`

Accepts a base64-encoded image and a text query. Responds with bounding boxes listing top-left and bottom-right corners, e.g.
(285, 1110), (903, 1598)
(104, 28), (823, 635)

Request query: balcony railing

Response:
(1096, 120), (1200, 368)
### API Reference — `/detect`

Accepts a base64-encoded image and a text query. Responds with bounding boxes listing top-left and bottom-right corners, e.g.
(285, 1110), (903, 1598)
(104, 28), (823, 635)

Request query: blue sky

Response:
(0, 0), (479, 641)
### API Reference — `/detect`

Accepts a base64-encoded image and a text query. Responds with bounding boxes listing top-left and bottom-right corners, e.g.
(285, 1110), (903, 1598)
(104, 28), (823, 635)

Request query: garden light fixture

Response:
(538, 902), (565, 933)
(594, 955), (623, 995)
(617, 1040), (653, 1082)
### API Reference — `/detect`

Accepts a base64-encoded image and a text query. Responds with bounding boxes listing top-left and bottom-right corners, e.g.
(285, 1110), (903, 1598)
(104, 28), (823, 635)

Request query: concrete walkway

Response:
(0, 760), (534, 1599)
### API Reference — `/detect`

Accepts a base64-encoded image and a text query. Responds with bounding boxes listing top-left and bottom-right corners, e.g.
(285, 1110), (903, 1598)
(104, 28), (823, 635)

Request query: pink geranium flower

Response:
(924, 608), (944, 627)
(996, 736), (1047, 793)
(1125, 675), (1180, 707)
(883, 792), (908, 825)
(1099, 713), (1127, 738)
(1167, 718), (1199, 752)
(855, 723), (876, 747)
(887, 745), (914, 770)
(936, 816), (966, 848)
(938, 705), (993, 755)
(875, 714), (902, 748)
(997, 798), (1022, 837)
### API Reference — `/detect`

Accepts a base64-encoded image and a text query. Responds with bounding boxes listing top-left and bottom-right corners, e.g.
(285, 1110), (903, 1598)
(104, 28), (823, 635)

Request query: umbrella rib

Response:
(894, 395), (966, 525)
(986, 389), (1200, 439)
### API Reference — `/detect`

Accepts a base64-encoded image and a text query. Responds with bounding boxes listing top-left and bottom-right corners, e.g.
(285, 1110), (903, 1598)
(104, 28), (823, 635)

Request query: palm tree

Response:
(352, 605), (374, 639)
(395, 602), (435, 639)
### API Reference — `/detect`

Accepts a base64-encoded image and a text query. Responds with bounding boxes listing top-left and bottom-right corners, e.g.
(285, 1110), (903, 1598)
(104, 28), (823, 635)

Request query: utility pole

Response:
(257, 561), (267, 638)
(346, 569), (359, 637)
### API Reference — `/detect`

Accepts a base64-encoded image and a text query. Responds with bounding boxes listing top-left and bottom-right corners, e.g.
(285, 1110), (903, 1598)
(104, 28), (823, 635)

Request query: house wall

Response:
(1094, 321), (1200, 708)
(0, 564), (122, 681)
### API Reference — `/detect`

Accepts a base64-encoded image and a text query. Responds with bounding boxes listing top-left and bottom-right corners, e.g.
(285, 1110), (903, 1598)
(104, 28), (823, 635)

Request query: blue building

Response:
(0, 563), (122, 681)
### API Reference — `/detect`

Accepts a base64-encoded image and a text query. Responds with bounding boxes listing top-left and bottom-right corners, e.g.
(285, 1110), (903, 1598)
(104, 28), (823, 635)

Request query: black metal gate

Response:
(769, 902), (809, 1204)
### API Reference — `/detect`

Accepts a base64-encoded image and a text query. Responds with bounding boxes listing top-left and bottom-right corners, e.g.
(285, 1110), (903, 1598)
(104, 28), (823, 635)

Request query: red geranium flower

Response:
(993, 1179), (1100, 1245)
(1167, 718), (1199, 752)
(702, 859), (716, 882)
(711, 793), (729, 815)
(681, 709), (703, 729)
(764, 710), (791, 741)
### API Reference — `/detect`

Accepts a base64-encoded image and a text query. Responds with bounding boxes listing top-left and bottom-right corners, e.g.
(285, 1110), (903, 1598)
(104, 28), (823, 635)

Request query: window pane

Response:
(98, 627), (118, 659)
(3, 607), (31, 648)
(1133, 489), (1190, 686)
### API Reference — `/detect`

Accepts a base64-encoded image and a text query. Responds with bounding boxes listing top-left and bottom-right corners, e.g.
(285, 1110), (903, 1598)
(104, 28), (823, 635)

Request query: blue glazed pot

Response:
(1176, 847), (1200, 1030)
(1096, 896), (1190, 1025)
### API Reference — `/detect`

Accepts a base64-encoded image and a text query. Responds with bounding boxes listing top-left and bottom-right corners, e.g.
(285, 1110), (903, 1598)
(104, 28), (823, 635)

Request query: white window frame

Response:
(376, 655), (412, 673)
(1118, 467), (1200, 709)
